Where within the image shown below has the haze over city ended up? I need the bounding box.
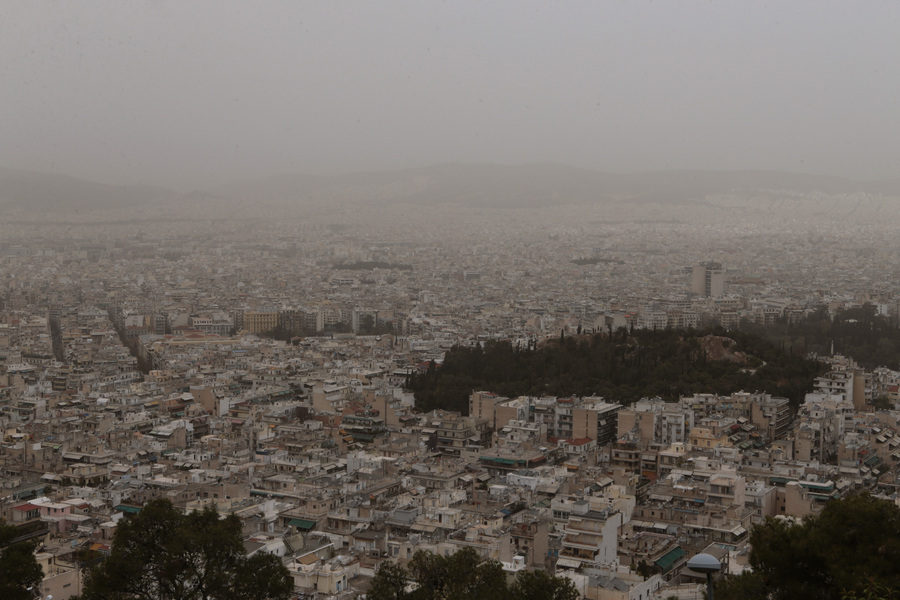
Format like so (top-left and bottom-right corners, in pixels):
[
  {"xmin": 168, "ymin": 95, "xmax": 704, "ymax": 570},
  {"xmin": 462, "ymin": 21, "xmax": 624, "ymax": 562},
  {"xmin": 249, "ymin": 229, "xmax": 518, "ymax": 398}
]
[
  {"xmin": 2, "ymin": 1, "xmax": 900, "ymax": 189},
  {"xmin": 4, "ymin": 3, "xmax": 900, "ymax": 600}
]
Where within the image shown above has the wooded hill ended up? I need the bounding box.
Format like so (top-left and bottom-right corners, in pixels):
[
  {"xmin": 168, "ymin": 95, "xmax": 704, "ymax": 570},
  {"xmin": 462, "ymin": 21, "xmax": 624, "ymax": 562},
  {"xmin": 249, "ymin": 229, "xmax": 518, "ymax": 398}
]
[
  {"xmin": 741, "ymin": 304, "xmax": 900, "ymax": 372},
  {"xmin": 409, "ymin": 327, "xmax": 825, "ymax": 414}
]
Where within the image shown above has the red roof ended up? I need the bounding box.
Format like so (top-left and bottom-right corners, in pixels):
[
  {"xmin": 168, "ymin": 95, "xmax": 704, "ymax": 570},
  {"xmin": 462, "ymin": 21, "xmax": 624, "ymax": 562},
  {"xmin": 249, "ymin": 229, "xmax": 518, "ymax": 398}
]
[
  {"xmin": 566, "ymin": 437, "xmax": 593, "ymax": 446},
  {"xmin": 13, "ymin": 503, "xmax": 39, "ymax": 511}
]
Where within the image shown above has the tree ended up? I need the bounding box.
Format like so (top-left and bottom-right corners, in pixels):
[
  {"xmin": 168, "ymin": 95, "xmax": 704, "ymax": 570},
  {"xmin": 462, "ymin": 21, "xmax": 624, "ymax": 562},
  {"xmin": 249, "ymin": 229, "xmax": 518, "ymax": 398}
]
[
  {"xmin": 79, "ymin": 499, "xmax": 292, "ymax": 600},
  {"xmin": 509, "ymin": 569, "xmax": 579, "ymax": 600},
  {"xmin": 841, "ymin": 579, "xmax": 900, "ymax": 600},
  {"xmin": 360, "ymin": 314, "xmax": 377, "ymax": 335},
  {"xmin": 231, "ymin": 552, "xmax": 295, "ymax": 600},
  {"xmin": 0, "ymin": 520, "xmax": 44, "ymax": 600},
  {"xmin": 367, "ymin": 548, "xmax": 576, "ymax": 600},
  {"xmin": 406, "ymin": 546, "xmax": 507, "ymax": 600},
  {"xmin": 716, "ymin": 493, "xmax": 900, "ymax": 600},
  {"xmin": 366, "ymin": 561, "xmax": 408, "ymax": 600},
  {"xmin": 713, "ymin": 571, "xmax": 771, "ymax": 600},
  {"xmin": 872, "ymin": 396, "xmax": 894, "ymax": 411},
  {"xmin": 633, "ymin": 559, "xmax": 658, "ymax": 579},
  {"xmin": 411, "ymin": 328, "xmax": 824, "ymax": 411}
]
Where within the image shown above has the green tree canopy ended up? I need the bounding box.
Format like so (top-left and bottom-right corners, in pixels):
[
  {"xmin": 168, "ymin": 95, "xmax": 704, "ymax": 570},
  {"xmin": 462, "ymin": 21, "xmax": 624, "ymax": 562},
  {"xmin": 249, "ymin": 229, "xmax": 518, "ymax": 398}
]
[
  {"xmin": 0, "ymin": 520, "xmax": 44, "ymax": 600},
  {"xmin": 78, "ymin": 498, "xmax": 292, "ymax": 600},
  {"xmin": 408, "ymin": 328, "xmax": 824, "ymax": 413},
  {"xmin": 508, "ymin": 568, "xmax": 580, "ymax": 600},
  {"xmin": 717, "ymin": 494, "xmax": 900, "ymax": 600},
  {"xmin": 366, "ymin": 547, "xmax": 577, "ymax": 600}
]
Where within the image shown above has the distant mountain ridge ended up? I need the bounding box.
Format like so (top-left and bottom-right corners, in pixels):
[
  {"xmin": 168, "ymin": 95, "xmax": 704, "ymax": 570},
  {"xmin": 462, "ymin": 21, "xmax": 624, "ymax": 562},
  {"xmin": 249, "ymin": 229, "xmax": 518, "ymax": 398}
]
[
  {"xmin": 0, "ymin": 166, "xmax": 170, "ymax": 212},
  {"xmin": 211, "ymin": 163, "xmax": 900, "ymax": 207},
  {"xmin": 2, "ymin": 163, "xmax": 899, "ymax": 213}
]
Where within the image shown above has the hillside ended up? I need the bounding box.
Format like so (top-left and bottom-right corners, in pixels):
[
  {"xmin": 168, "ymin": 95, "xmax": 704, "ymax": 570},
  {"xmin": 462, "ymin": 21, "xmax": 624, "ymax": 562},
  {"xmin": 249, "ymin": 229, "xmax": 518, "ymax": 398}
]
[
  {"xmin": 408, "ymin": 328, "xmax": 825, "ymax": 414},
  {"xmin": 0, "ymin": 167, "xmax": 169, "ymax": 212},
  {"xmin": 212, "ymin": 163, "xmax": 900, "ymax": 208},
  {"xmin": 3, "ymin": 163, "xmax": 900, "ymax": 222}
]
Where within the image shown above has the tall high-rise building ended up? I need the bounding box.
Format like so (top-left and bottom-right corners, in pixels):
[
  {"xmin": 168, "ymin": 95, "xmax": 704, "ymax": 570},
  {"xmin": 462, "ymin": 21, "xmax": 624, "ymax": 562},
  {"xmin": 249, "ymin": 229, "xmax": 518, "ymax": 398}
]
[{"xmin": 691, "ymin": 262, "xmax": 725, "ymax": 297}]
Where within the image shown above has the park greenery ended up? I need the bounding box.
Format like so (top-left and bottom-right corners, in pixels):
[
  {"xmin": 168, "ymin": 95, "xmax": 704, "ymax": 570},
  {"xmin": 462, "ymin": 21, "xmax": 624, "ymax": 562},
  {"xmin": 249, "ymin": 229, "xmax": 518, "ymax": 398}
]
[
  {"xmin": 75, "ymin": 499, "xmax": 292, "ymax": 600},
  {"xmin": 409, "ymin": 326, "xmax": 825, "ymax": 414},
  {"xmin": 0, "ymin": 520, "xmax": 44, "ymax": 600},
  {"xmin": 410, "ymin": 305, "xmax": 900, "ymax": 414},
  {"xmin": 740, "ymin": 304, "xmax": 900, "ymax": 371},
  {"xmin": 715, "ymin": 494, "xmax": 900, "ymax": 600},
  {"xmin": 366, "ymin": 547, "xmax": 579, "ymax": 600}
]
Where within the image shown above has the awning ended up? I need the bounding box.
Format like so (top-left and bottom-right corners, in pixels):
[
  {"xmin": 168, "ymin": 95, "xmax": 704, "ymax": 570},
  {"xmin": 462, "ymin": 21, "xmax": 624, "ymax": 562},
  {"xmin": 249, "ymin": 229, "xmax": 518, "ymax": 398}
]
[
  {"xmin": 480, "ymin": 456, "xmax": 518, "ymax": 465},
  {"xmin": 654, "ymin": 547, "xmax": 686, "ymax": 573},
  {"xmin": 555, "ymin": 558, "xmax": 582, "ymax": 570},
  {"xmin": 288, "ymin": 518, "xmax": 316, "ymax": 531}
]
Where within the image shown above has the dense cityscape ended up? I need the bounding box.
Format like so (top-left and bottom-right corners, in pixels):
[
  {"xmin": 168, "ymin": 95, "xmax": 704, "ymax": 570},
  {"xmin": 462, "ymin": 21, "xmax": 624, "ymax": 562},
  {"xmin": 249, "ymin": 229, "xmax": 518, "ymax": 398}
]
[
  {"xmin": 3, "ymin": 180, "xmax": 900, "ymax": 599},
  {"xmin": 5, "ymin": 2, "xmax": 900, "ymax": 599}
]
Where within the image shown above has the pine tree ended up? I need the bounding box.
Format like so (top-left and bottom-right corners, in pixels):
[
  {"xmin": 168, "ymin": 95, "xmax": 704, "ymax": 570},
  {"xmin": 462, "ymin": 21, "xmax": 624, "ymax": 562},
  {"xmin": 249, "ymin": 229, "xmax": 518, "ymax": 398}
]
[{"xmin": 0, "ymin": 520, "xmax": 43, "ymax": 600}]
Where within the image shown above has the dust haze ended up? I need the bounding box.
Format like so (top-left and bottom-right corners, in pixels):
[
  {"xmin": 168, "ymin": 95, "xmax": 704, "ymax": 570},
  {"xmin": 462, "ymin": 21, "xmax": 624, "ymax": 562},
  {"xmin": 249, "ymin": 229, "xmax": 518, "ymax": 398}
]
[
  {"xmin": 3, "ymin": 5, "xmax": 900, "ymax": 599},
  {"xmin": 2, "ymin": 1, "xmax": 899, "ymax": 188},
  {"xmin": 2, "ymin": 0, "xmax": 899, "ymax": 336}
]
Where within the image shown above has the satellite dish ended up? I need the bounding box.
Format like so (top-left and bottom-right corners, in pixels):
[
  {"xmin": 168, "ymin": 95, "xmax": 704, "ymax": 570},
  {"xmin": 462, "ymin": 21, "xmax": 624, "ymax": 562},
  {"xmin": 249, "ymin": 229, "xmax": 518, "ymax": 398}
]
[{"xmin": 687, "ymin": 553, "xmax": 721, "ymax": 574}]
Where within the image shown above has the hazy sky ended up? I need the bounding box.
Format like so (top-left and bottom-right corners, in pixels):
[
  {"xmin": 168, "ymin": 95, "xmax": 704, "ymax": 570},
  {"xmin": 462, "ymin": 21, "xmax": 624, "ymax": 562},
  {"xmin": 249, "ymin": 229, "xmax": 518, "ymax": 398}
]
[{"xmin": 2, "ymin": 1, "xmax": 898, "ymax": 189}]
